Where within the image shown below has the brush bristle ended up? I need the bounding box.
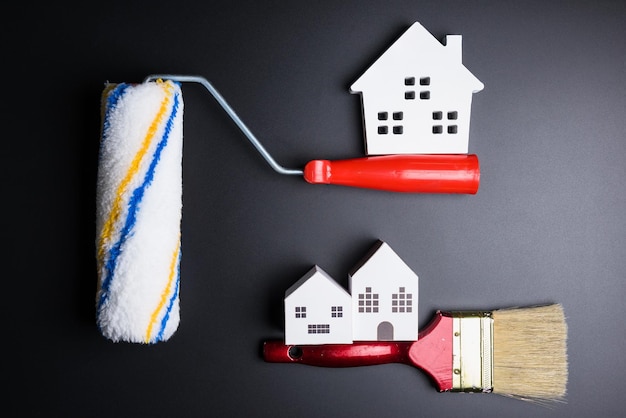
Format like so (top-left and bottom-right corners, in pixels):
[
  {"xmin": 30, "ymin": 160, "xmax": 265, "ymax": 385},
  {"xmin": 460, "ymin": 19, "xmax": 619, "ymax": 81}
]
[{"xmin": 492, "ymin": 304, "xmax": 568, "ymax": 403}]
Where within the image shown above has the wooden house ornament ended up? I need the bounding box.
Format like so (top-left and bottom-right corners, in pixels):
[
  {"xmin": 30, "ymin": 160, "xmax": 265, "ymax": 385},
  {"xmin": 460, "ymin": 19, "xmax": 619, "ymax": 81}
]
[{"xmin": 350, "ymin": 22, "xmax": 484, "ymax": 156}]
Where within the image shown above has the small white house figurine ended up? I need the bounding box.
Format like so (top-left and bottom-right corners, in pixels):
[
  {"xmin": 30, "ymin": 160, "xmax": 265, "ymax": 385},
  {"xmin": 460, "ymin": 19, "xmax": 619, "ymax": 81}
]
[
  {"xmin": 349, "ymin": 241, "xmax": 419, "ymax": 341},
  {"xmin": 350, "ymin": 22, "xmax": 484, "ymax": 156},
  {"xmin": 284, "ymin": 266, "xmax": 353, "ymax": 345},
  {"xmin": 283, "ymin": 241, "xmax": 419, "ymax": 345}
]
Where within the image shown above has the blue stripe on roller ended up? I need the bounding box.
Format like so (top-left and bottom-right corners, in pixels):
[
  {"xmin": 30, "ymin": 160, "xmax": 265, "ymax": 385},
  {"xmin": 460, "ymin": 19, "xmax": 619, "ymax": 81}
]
[
  {"xmin": 155, "ymin": 250, "xmax": 181, "ymax": 342},
  {"xmin": 101, "ymin": 84, "xmax": 130, "ymax": 142},
  {"xmin": 97, "ymin": 88, "xmax": 181, "ymax": 321}
]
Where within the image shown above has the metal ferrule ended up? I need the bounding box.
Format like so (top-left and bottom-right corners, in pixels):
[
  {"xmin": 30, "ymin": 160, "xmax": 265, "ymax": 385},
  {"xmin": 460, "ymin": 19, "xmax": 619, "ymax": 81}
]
[{"xmin": 449, "ymin": 311, "xmax": 494, "ymax": 393}]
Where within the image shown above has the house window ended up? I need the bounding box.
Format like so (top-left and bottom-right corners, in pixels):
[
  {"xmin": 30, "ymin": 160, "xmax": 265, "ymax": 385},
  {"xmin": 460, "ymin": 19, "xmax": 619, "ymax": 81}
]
[
  {"xmin": 358, "ymin": 287, "xmax": 379, "ymax": 313},
  {"xmin": 295, "ymin": 306, "xmax": 306, "ymax": 318},
  {"xmin": 331, "ymin": 306, "xmax": 343, "ymax": 318},
  {"xmin": 308, "ymin": 324, "xmax": 330, "ymax": 334},
  {"xmin": 432, "ymin": 110, "xmax": 459, "ymax": 135},
  {"xmin": 391, "ymin": 287, "xmax": 413, "ymax": 313},
  {"xmin": 406, "ymin": 76, "xmax": 430, "ymax": 100},
  {"xmin": 378, "ymin": 111, "xmax": 404, "ymax": 135}
]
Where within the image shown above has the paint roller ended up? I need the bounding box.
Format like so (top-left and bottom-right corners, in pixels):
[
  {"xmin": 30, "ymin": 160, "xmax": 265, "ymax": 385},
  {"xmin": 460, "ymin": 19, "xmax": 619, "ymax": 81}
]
[{"xmin": 95, "ymin": 75, "xmax": 479, "ymax": 343}]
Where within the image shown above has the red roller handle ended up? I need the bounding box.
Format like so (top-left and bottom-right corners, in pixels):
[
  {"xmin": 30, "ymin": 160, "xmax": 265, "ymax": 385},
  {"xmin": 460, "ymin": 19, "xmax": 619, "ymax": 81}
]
[{"xmin": 303, "ymin": 154, "xmax": 480, "ymax": 194}]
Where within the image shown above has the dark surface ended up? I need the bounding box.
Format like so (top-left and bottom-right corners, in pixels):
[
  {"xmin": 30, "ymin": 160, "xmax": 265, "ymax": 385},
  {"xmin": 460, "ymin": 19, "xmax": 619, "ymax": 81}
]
[{"xmin": 6, "ymin": 1, "xmax": 626, "ymax": 417}]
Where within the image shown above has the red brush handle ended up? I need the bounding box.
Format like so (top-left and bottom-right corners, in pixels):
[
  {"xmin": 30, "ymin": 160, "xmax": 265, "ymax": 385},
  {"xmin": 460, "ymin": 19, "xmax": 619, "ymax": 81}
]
[
  {"xmin": 303, "ymin": 154, "xmax": 480, "ymax": 194},
  {"xmin": 263, "ymin": 312, "xmax": 454, "ymax": 391},
  {"xmin": 263, "ymin": 340, "xmax": 411, "ymax": 367}
]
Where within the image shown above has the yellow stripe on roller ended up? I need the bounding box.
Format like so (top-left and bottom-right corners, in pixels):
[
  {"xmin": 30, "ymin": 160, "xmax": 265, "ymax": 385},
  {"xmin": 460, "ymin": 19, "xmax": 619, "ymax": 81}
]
[
  {"xmin": 145, "ymin": 237, "xmax": 181, "ymax": 343},
  {"xmin": 97, "ymin": 80, "xmax": 174, "ymax": 268}
]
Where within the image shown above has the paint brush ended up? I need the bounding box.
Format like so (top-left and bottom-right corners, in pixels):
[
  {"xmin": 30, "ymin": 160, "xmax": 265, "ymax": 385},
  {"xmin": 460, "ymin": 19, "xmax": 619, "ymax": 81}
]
[{"xmin": 263, "ymin": 304, "xmax": 568, "ymax": 403}]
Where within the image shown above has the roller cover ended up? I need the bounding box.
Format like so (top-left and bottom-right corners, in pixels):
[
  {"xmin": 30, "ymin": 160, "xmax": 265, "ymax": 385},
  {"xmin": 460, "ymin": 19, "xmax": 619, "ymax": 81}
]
[{"xmin": 95, "ymin": 80, "xmax": 184, "ymax": 343}]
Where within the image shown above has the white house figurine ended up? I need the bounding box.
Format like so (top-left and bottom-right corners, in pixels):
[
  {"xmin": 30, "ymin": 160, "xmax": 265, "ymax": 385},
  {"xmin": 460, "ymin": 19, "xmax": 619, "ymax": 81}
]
[
  {"xmin": 349, "ymin": 241, "xmax": 419, "ymax": 341},
  {"xmin": 284, "ymin": 265, "xmax": 353, "ymax": 345},
  {"xmin": 350, "ymin": 21, "xmax": 484, "ymax": 156},
  {"xmin": 283, "ymin": 241, "xmax": 419, "ymax": 345}
]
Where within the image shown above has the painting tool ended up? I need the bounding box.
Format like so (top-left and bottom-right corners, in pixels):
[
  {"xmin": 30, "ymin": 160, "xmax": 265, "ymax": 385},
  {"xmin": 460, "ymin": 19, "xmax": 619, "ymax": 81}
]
[{"xmin": 263, "ymin": 304, "xmax": 568, "ymax": 403}]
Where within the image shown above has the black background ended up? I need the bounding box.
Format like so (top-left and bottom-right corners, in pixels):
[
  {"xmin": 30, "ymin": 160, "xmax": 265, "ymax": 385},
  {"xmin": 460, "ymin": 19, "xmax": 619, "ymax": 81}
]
[{"xmin": 6, "ymin": 1, "xmax": 626, "ymax": 417}]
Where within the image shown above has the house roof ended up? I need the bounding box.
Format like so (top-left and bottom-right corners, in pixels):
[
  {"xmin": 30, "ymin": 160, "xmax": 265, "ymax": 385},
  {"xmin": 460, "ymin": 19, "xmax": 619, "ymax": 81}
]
[
  {"xmin": 349, "ymin": 240, "xmax": 418, "ymax": 286},
  {"xmin": 350, "ymin": 22, "xmax": 484, "ymax": 94},
  {"xmin": 285, "ymin": 265, "xmax": 350, "ymax": 300}
]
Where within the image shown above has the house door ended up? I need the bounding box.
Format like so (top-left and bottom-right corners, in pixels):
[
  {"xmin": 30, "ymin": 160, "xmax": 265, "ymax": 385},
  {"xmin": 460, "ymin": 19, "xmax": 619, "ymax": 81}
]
[{"xmin": 377, "ymin": 321, "xmax": 394, "ymax": 340}]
